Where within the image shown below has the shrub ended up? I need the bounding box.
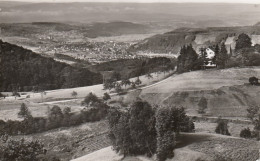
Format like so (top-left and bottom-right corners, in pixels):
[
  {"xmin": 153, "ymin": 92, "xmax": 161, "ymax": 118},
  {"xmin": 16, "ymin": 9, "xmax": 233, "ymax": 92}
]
[
  {"xmin": 198, "ymin": 97, "xmax": 207, "ymax": 114},
  {"xmin": 103, "ymin": 92, "xmax": 111, "ymax": 101},
  {"xmin": 0, "ymin": 137, "xmax": 45, "ymax": 161},
  {"xmin": 215, "ymin": 119, "xmax": 230, "ymax": 136},
  {"xmin": 240, "ymin": 127, "xmax": 251, "ymax": 138},
  {"xmin": 81, "ymin": 92, "xmax": 101, "ymax": 106},
  {"xmin": 249, "ymin": 76, "xmax": 259, "ymax": 85},
  {"xmin": 18, "ymin": 103, "xmax": 32, "ymax": 119},
  {"xmin": 235, "ymin": 33, "xmax": 252, "ymax": 51},
  {"xmin": 71, "ymin": 91, "xmax": 78, "ymax": 98}
]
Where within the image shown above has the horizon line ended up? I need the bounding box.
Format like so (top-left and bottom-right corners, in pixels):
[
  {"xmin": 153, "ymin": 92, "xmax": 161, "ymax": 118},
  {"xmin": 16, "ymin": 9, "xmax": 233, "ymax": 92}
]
[{"xmin": 1, "ymin": 0, "xmax": 260, "ymax": 4}]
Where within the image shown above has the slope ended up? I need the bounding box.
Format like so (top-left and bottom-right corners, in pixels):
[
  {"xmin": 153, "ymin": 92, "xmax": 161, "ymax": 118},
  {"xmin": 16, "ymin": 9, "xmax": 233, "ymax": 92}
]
[
  {"xmin": 129, "ymin": 26, "xmax": 260, "ymax": 54},
  {"xmin": 0, "ymin": 40, "xmax": 102, "ymax": 92},
  {"xmin": 136, "ymin": 67, "xmax": 260, "ymax": 118}
]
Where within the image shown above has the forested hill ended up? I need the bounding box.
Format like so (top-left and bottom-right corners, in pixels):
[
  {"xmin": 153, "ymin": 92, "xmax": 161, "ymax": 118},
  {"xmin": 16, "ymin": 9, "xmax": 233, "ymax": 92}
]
[
  {"xmin": 0, "ymin": 40, "xmax": 102, "ymax": 92},
  {"xmin": 128, "ymin": 26, "xmax": 260, "ymax": 54}
]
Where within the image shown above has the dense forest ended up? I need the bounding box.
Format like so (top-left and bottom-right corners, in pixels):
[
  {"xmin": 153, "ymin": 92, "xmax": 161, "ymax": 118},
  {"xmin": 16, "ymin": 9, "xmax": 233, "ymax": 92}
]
[
  {"xmin": 88, "ymin": 57, "xmax": 176, "ymax": 79},
  {"xmin": 0, "ymin": 40, "xmax": 102, "ymax": 92}
]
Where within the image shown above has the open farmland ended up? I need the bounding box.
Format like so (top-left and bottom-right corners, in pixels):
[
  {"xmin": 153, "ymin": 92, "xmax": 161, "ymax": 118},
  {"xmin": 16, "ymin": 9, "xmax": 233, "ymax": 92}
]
[
  {"xmin": 0, "ymin": 70, "xmax": 174, "ymax": 120},
  {"xmin": 136, "ymin": 67, "xmax": 260, "ymax": 118}
]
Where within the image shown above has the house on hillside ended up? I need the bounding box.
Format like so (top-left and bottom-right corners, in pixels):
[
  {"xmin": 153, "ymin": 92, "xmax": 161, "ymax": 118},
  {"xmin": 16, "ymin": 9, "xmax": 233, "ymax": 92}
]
[
  {"xmin": 205, "ymin": 48, "xmax": 216, "ymax": 67},
  {"xmin": 199, "ymin": 47, "xmax": 216, "ymax": 68}
]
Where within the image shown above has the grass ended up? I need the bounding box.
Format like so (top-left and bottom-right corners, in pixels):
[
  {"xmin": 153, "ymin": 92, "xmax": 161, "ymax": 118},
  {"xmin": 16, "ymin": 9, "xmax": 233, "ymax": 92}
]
[
  {"xmin": 72, "ymin": 132, "xmax": 260, "ymax": 161},
  {"xmin": 186, "ymin": 133, "xmax": 259, "ymax": 161},
  {"xmin": 138, "ymin": 67, "xmax": 260, "ymax": 118},
  {"xmin": 0, "ymin": 70, "xmax": 174, "ymax": 121}
]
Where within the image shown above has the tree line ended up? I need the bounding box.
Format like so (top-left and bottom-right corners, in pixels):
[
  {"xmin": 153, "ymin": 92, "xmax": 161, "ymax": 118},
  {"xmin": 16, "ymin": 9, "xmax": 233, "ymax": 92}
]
[
  {"xmin": 0, "ymin": 93, "xmax": 109, "ymax": 135},
  {"xmin": 108, "ymin": 99, "xmax": 194, "ymax": 161},
  {"xmin": 177, "ymin": 33, "xmax": 260, "ymax": 73}
]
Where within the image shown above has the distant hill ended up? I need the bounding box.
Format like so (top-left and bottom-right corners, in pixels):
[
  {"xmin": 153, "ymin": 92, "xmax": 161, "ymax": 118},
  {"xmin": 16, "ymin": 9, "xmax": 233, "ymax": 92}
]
[
  {"xmin": 0, "ymin": 2, "xmax": 260, "ymax": 29},
  {"xmin": 85, "ymin": 21, "xmax": 149, "ymax": 38},
  {"xmin": 0, "ymin": 21, "xmax": 149, "ymax": 38},
  {"xmin": 128, "ymin": 26, "xmax": 260, "ymax": 54},
  {"xmin": 87, "ymin": 57, "xmax": 176, "ymax": 79},
  {"xmin": 0, "ymin": 40, "xmax": 102, "ymax": 92},
  {"xmin": 254, "ymin": 22, "xmax": 260, "ymax": 26}
]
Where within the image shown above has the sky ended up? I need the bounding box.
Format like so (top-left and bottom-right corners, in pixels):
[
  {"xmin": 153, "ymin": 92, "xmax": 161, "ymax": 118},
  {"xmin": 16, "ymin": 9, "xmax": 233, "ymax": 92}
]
[{"xmin": 2, "ymin": 0, "xmax": 260, "ymax": 3}]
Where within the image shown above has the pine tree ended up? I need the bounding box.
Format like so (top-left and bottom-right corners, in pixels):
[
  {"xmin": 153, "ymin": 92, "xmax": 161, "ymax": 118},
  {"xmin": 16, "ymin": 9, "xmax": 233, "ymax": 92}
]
[
  {"xmin": 18, "ymin": 103, "xmax": 31, "ymax": 119},
  {"xmin": 199, "ymin": 47, "xmax": 207, "ymax": 69},
  {"xmin": 219, "ymin": 43, "xmax": 228, "ymax": 68},
  {"xmin": 235, "ymin": 33, "xmax": 252, "ymax": 51},
  {"xmin": 177, "ymin": 44, "xmax": 198, "ymax": 72},
  {"xmin": 212, "ymin": 45, "xmax": 219, "ymax": 67}
]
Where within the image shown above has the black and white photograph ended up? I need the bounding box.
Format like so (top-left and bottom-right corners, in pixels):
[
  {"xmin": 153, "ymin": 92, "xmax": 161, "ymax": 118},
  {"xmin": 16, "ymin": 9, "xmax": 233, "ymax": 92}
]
[{"xmin": 0, "ymin": 0, "xmax": 260, "ymax": 160}]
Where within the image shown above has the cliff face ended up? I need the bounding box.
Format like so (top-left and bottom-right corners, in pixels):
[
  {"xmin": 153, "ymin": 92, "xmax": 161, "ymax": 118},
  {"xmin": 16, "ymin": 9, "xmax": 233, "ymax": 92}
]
[{"xmin": 129, "ymin": 26, "xmax": 260, "ymax": 55}]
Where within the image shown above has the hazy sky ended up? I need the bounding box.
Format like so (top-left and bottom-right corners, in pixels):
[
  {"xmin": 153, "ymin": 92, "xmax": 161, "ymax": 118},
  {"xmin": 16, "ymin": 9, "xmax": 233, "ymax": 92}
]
[{"xmin": 2, "ymin": 0, "xmax": 260, "ymax": 3}]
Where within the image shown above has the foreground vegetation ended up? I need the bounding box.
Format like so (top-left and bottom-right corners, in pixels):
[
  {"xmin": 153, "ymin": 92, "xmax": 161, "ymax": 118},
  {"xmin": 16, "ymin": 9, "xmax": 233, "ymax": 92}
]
[{"xmin": 108, "ymin": 99, "xmax": 194, "ymax": 161}]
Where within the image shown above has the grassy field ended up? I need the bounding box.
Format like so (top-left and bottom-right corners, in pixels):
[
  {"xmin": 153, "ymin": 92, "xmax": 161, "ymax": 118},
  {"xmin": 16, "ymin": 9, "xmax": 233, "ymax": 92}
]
[
  {"xmin": 137, "ymin": 67, "xmax": 260, "ymax": 118},
  {"xmin": 141, "ymin": 67, "xmax": 260, "ymax": 94},
  {"xmin": 0, "ymin": 70, "xmax": 173, "ymax": 121}
]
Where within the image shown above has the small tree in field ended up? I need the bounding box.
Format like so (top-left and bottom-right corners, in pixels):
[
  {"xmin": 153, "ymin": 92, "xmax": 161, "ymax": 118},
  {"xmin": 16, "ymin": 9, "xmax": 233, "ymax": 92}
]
[
  {"xmin": 81, "ymin": 92, "xmax": 101, "ymax": 106},
  {"xmin": 135, "ymin": 77, "xmax": 142, "ymax": 86},
  {"xmin": 115, "ymin": 82, "xmax": 122, "ymax": 94},
  {"xmin": 240, "ymin": 127, "xmax": 251, "ymax": 139},
  {"xmin": 71, "ymin": 91, "xmax": 78, "ymax": 98},
  {"xmin": 131, "ymin": 82, "xmax": 136, "ymax": 89},
  {"xmin": 215, "ymin": 118, "xmax": 230, "ymax": 136},
  {"xmin": 235, "ymin": 33, "xmax": 252, "ymax": 51},
  {"xmin": 18, "ymin": 103, "xmax": 31, "ymax": 119},
  {"xmin": 198, "ymin": 97, "xmax": 207, "ymax": 114},
  {"xmin": 249, "ymin": 76, "xmax": 259, "ymax": 85},
  {"xmin": 103, "ymin": 92, "xmax": 111, "ymax": 101},
  {"xmin": 121, "ymin": 78, "xmax": 131, "ymax": 89}
]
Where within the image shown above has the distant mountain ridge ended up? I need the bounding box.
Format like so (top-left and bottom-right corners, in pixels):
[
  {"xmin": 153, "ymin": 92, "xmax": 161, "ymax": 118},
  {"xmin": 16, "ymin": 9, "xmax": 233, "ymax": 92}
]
[
  {"xmin": 128, "ymin": 26, "xmax": 260, "ymax": 54},
  {"xmin": 0, "ymin": 2, "xmax": 260, "ymax": 28},
  {"xmin": 0, "ymin": 21, "xmax": 149, "ymax": 38}
]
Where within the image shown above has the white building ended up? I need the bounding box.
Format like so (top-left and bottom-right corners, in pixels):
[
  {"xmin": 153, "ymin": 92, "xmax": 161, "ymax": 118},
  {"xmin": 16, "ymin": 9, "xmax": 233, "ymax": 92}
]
[{"xmin": 205, "ymin": 48, "xmax": 216, "ymax": 67}]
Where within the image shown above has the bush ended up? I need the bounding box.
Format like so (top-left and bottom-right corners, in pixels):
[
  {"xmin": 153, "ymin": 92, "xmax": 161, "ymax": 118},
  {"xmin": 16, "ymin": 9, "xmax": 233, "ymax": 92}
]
[
  {"xmin": 0, "ymin": 136, "xmax": 45, "ymax": 161},
  {"xmin": 215, "ymin": 119, "xmax": 230, "ymax": 136},
  {"xmin": 240, "ymin": 127, "xmax": 251, "ymax": 139},
  {"xmin": 103, "ymin": 92, "xmax": 111, "ymax": 101},
  {"xmin": 249, "ymin": 76, "xmax": 259, "ymax": 85},
  {"xmin": 198, "ymin": 97, "xmax": 207, "ymax": 114},
  {"xmin": 18, "ymin": 103, "xmax": 32, "ymax": 119},
  {"xmin": 108, "ymin": 104, "xmax": 194, "ymax": 160},
  {"xmin": 81, "ymin": 92, "xmax": 101, "ymax": 106}
]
